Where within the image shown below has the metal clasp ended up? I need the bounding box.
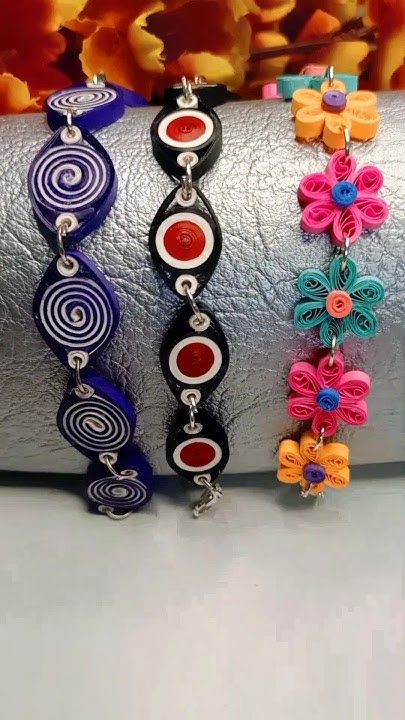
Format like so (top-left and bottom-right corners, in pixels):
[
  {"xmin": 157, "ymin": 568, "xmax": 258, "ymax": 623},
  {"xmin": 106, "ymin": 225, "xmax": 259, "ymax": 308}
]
[{"xmin": 192, "ymin": 475, "xmax": 223, "ymax": 517}]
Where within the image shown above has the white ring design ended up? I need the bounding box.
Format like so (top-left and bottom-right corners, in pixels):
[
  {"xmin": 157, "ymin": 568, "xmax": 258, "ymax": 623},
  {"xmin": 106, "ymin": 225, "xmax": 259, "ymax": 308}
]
[
  {"xmin": 47, "ymin": 87, "xmax": 118, "ymax": 116},
  {"xmin": 173, "ymin": 438, "xmax": 222, "ymax": 472},
  {"xmin": 31, "ymin": 144, "xmax": 108, "ymax": 211},
  {"xmin": 155, "ymin": 212, "xmax": 214, "ymax": 270},
  {"xmin": 168, "ymin": 336, "xmax": 223, "ymax": 385},
  {"xmin": 61, "ymin": 395, "xmax": 131, "ymax": 452},
  {"xmin": 158, "ymin": 109, "xmax": 214, "ymax": 149},
  {"xmin": 38, "ymin": 278, "xmax": 114, "ymax": 352}
]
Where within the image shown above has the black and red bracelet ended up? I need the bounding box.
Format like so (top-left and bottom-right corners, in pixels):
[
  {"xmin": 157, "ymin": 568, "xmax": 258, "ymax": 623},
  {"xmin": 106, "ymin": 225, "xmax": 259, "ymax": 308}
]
[{"xmin": 149, "ymin": 77, "xmax": 230, "ymax": 516}]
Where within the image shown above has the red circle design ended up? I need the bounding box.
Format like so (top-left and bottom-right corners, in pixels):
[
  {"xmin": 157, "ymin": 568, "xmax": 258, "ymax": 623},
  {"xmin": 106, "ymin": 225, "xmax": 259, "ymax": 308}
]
[
  {"xmin": 166, "ymin": 115, "xmax": 206, "ymax": 143},
  {"xmin": 163, "ymin": 220, "xmax": 206, "ymax": 261},
  {"xmin": 179, "ymin": 441, "xmax": 216, "ymax": 468},
  {"xmin": 176, "ymin": 342, "xmax": 215, "ymax": 378}
]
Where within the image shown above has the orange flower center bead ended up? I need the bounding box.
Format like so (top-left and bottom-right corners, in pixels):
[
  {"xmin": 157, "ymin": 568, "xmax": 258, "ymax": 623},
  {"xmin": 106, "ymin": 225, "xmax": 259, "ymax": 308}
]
[{"xmin": 326, "ymin": 290, "xmax": 353, "ymax": 318}]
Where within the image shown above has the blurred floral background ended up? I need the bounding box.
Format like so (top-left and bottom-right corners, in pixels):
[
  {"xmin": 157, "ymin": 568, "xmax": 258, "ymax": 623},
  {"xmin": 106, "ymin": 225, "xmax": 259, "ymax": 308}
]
[{"xmin": 1, "ymin": 0, "xmax": 404, "ymax": 113}]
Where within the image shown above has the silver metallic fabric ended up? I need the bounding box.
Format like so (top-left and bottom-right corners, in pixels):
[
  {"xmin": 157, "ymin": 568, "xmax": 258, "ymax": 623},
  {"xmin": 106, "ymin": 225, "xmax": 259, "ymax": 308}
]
[{"xmin": 0, "ymin": 93, "xmax": 404, "ymax": 474}]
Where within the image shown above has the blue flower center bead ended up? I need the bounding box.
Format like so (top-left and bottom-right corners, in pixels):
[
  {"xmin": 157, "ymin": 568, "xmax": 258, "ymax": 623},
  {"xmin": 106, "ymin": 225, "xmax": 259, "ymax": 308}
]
[
  {"xmin": 303, "ymin": 462, "xmax": 326, "ymax": 484},
  {"xmin": 331, "ymin": 181, "xmax": 358, "ymax": 207},
  {"xmin": 317, "ymin": 387, "xmax": 340, "ymax": 411}
]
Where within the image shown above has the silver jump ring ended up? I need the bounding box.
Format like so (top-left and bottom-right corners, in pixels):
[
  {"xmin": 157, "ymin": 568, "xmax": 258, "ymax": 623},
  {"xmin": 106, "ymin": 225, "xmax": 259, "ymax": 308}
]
[
  {"xmin": 101, "ymin": 453, "xmax": 122, "ymax": 479},
  {"xmin": 314, "ymin": 426, "xmax": 326, "ymax": 451},
  {"xmin": 66, "ymin": 109, "xmax": 77, "ymax": 137},
  {"xmin": 92, "ymin": 72, "xmax": 106, "ymax": 86},
  {"xmin": 181, "ymin": 76, "xmax": 193, "ymax": 102},
  {"xmin": 328, "ymin": 335, "xmax": 337, "ymax": 367},
  {"xmin": 98, "ymin": 506, "xmax": 132, "ymax": 521},
  {"xmin": 181, "ymin": 162, "xmax": 193, "ymax": 201},
  {"xmin": 327, "ymin": 65, "xmax": 335, "ymax": 86},
  {"xmin": 56, "ymin": 223, "xmax": 70, "ymax": 266},
  {"xmin": 341, "ymin": 235, "xmax": 350, "ymax": 271},
  {"xmin": 343, "ymin": 126, "xmax": 351, "ymax": 157},
  {"xmin": 74, "ymin": 357, "xmax": 87, "ymax": 395},
  {"xmin": 188, "ymin": 394, "xmax": 198, "ymax": 430},
  {"xmin": 182, "ymin": 282, "xmax": 204, "ymax": 325}
]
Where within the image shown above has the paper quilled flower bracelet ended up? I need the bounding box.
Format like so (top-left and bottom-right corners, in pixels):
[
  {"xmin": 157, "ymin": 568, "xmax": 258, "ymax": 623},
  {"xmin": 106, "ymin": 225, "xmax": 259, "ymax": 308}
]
[
  {"xmin": 277, "ymin": 67, "xmax": 389, "ymax": 498},
  {"xmin": 29, "ymin": 75, "xmax": 154, "ymax": 519}
]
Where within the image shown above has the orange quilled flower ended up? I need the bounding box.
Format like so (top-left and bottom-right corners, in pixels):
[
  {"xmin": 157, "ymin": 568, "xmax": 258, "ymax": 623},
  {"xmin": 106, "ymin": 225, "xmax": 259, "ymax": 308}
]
[
  {"xmin": 278, "ymin": 430, "xmax": 350, "ymax": 495},
  {"xmin": 292, "ymin": 78, "xmax": 380, "ymax": 150}
]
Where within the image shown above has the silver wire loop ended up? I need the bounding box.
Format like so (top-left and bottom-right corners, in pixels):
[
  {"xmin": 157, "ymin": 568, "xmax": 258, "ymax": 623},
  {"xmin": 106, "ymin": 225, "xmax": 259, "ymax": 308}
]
[
  {"xmin": 327, "ymin": 65, "xmax": 335, "ymax": 86},
  {"xmin": 66, "ymin": 109, "xmax": 78, "ymax": 137},
  {"xmin": 187, "ymin": 394, "xmax": 198, "ymax": 430},
  {"xmin": 181, "ymin": 162, "xmax": 193, "ymax": 201},
  {"xmin": 194, "ymin": 75, "xmax": 207, "ymax": 86},
  {"xmin": 98, "ymin": 506, "xmax": 132, "ymax": 521},
  {"xmin": 328, "ymin": 335, "xmax": 337, "ymax": 367},
  {"xmin": 343, "ymin": 126, "xmax": 351, "ymax": 157},
  {"xmin": 92, "ymin": 72, "xmax": 106, "ymax": 86},
  {"xmin": 100, "ymin": 453, "xmax": 122, "ymax": 479},
  {"xmin": 314, "ymin": 426, "xmax": 326, "ymax": 451},
  {"xmin": 341, "ymin": 235, "xmax": 350, "ymax": 271},
  {"xmin": 181, "ymin": 75, "xmax": 193, "ymax": 102},
  {"xmin": 182, "ymin": 281, "xmax": 204, "ymax": 325},
  {"xmin": 56, "ymin": 222, "xmax": 74, "ymax": 269},
  {"xmin": 74, "ymin": 356, "xmax": 87, "ymax": 395}
]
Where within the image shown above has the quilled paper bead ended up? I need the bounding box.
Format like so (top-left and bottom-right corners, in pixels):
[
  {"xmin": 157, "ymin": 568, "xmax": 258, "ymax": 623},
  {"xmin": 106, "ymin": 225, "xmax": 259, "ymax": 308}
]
[
  {"xmin": 278, "ymin": 430, "xmax": 350, "ymax": 496},
  {"xmin": 47, "ymin": 80, "xmax": 147, "ymax": 132},
  {"xmin": 298, "ymin": 150, "xmax": 389, "ymax": 246},
  {"xmin": 86, "ymin": 447, "xmax": 153, "ymax": 516},
  {"xmin": 33, "ymin": 250, "xmax": 120, "ymax": 367},
  {"xmin": 287, "ymin": 351, "xmax": 370, "ymax": 436},
  {"xmin": 294, "ymin": 256, "xmax": 384, "ymax": 347},
  {"xmin": 166, "ymin": 407, "xmax": 229, "ymax": 482},
  {"xmin": 160, "ymin": 303, "xmax": 229, "ymax": 404},
  {"xmin": 28, "ymin": 125, "xmax": 117, "ymax": 245},
  {"xmin": 149, "ymin": 186, "xmax": 222, "ymax": 297},
  {"xmin": 57, "ymin": 369, "xmax": 137, "ymax": 462},
  {"xmin": 291, "ymin": 79, "xmax": 379, "ymax": 150},
  {"xmin": 151, "ymin": 98, "xmax": 222, "ymax": 180}
]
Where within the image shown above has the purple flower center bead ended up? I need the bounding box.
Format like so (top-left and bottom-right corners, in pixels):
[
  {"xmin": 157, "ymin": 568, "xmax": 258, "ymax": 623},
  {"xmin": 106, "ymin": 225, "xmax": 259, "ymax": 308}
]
[
  {"xmin": 322, "ymin": 90, "xmax": 347, "ymax": 113},
  {"xmin": 331, "ymin": 180, "xmax": 358, "ymax": 207},
  {"xmin": 303, "ymin": 462, "xmax": 326, "ymax": 484},
  {"xmin": 317, "ymin": 387, "xmax": 340, "ymax": 411}
]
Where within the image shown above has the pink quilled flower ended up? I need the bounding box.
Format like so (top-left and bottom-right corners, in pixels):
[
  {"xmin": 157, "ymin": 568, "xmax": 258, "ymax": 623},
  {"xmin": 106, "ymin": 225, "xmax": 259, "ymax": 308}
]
[
  {"xmin": 298, "ymin": 149, "xmax": 389, "ymax": 247},
  {"xmin": 288, "ymin": 351, "xmax": 371, "ymax": 437}
]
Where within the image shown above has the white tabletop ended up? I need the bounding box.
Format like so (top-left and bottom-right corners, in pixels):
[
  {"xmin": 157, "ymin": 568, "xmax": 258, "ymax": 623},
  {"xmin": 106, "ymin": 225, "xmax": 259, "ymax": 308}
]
[{"xmin": 0, "ymin": 468, "xmax": 404, "ymax": 720}]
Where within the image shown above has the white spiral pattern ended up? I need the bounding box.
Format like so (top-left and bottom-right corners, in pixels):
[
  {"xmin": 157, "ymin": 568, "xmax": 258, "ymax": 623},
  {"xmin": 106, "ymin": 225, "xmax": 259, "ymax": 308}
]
[
  {"xmin": 38, "ymin": 278, "xmax": 114, "ymax": 352},
  {"xmin": 31, "ymin": 144, "xmax": 108, "ymax": 211},
  {"xmin": 87, "ymin": 475, "xmax": 148, "ymax": 509},
  {"xmin": 47, "ymin": 87, "xmax": 118, "ymax": 115},
  {"xmin": 61, "ymin": 395, "xmax": 132, "ymax": 452}
]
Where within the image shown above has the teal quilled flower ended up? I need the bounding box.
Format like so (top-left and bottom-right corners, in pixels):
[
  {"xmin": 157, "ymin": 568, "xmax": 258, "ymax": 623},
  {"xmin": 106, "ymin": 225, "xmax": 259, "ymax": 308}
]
[{"xmin": 294, "ymin": 256, "xmax": 384, "ymax": 347}]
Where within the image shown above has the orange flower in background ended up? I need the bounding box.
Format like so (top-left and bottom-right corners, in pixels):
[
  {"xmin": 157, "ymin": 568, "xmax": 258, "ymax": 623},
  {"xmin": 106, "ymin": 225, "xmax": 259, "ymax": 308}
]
[
  {"xmin": 148, "ymin": 0, "xmax": 256, "ymax": 90},
  {"xmin": 365, "ymin": 0, "xmax": 405, "ymax": 89},
  {"xmin": 0, "ymin": 0, "xmax": 69, "ymax": 113},
  {"xmin": 0, "ymin": 73, "xmax": 41, "ymax": 113},
  {"xmin": 79, "ymin": 2, "xmax": 165, "ymax": 98},
  {"xmin": 0, "ymin": 0, "xmax": 404, "ymax": 115}
]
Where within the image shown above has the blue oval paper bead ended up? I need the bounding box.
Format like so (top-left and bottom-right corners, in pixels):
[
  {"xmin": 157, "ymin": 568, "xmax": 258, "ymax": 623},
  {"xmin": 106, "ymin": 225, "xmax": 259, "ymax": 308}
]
[
  {"xmin": 47, "ymin": 82, "xmax": 148, "ymax": 132},
  {"xmin": 57, "ymin": 370, "xmax": 137, "ymax": 461},
  {"xmin": 86, "ymin": 446, "xmax": 154, "ymax": 514},
  {"xmin": 33, "ymin": 250, "xmax": 120, "ymax": 367},
  {"xmin": 28, "ymin": 126, "xmax": 117, "ymax": 244}
]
